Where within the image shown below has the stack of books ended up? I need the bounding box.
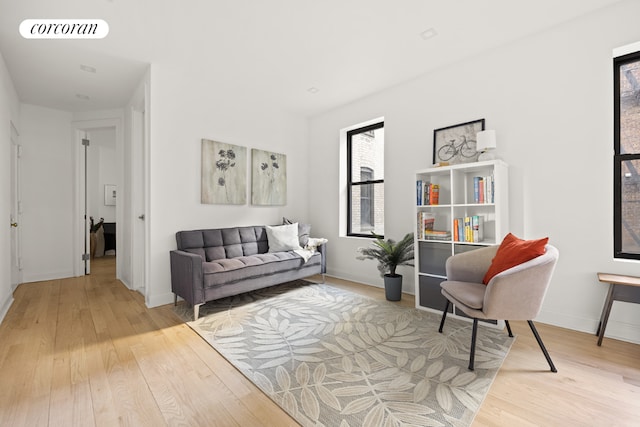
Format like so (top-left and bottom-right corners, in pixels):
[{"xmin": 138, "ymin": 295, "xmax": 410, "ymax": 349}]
[
  {"xmin": 423, "ymin": 230, "xmax": 451, "ymax": 241},
  {"xmin": 416, "ymin": 212, "xmax": 435, "ymax": 240}
]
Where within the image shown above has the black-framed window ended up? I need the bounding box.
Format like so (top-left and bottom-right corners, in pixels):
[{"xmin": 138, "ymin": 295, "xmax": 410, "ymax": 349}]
[
  {"xmin": 614, "ymin": 51, "xmax": 640, "ymax": 259},
  {"xmin": 360, "ymin": 167, "xmax": 374, "ymax": 230},
  {"xmin": 347, "ymin": 122, "xmax": 384, "ymax": 237}
]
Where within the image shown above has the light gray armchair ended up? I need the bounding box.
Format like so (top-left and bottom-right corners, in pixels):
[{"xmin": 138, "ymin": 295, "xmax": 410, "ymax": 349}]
[{"xmin": 438, "ymin": 244, "xmax": 559, "ymax": 372}]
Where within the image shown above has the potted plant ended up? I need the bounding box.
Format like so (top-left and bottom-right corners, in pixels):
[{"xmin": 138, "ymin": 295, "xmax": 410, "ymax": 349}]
[{"xmin": 356, "ymin": 232, "xmax": 414, "ymax": 301}]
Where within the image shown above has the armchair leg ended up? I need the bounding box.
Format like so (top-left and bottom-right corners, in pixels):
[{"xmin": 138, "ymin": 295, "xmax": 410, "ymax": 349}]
[
  {"xmin": 469, "ymin": 318, "xmax": 478, "ymax": 371},
  {"xmin": 438, "ymin": 300, "xmax": 450, "ymax": 333},
  {"xmin": 505, "ymin": 320, "xmax": 514, "ymax": 337},
  {"xmin": 527, "ymin": 320, "xmax": 557, "ymax": 373}
]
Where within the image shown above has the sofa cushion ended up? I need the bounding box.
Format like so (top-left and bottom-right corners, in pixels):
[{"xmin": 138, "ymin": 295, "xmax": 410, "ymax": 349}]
[
  {"xmin": 283, "ymin": 217, "xmax": 311, "ymax": 247},
  {"xmin": 202, "ymin": 229, "xmax": 224, "ymax": 247},
  {"xmin": 203, "ymin": 246, "xmax": 224, "ymax": 261},
  {"xmin": 266, "ymin": 223, "xmax": 302, "ymax": 252},
  {"xmin": 203, "ymin": 251, "xmax": 321, "ymax": 288},
  {"xmin": 177, "ymin": 226, "xmax": 270, "ymax": 262},
  {"xmin": 177, "ymin": 230, "xmax": 205, "ymax": 250}
]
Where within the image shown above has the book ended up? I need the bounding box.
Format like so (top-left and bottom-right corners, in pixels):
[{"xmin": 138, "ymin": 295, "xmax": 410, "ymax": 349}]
[
  {"xmin": 453, "ymin": 218, "xmax": 459, "ymax": 242},
  {"xmin": 424, "ymin": 229, "xmax": 451, "ymax": 241},
  {"xmin": 429, "ymin": 184, "xmax": 439, "ymax": 205},
  {"xmin": 417, "ymin": 212, "xmax": 435, "ymax": 239},
  {"xmin": 472, "ymin": 215, "xmax": 484, "ymax": 242},
  {"xmin": 473, "ymin": 177, "xmax": 480, "ymax": 203}
]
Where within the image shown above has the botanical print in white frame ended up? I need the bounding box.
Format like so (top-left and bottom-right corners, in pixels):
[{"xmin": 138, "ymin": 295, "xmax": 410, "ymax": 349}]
[
  {"xmin": 251, "ymin": 149, "xmax": 286, "ymax": 205},
  {"xmin": 201, "ymin": 139, "xmax": 247, "ymax": 205}
]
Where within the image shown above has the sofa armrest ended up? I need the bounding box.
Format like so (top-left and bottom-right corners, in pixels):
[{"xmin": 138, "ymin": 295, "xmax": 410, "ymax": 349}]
[
  {"xmin": 445, "ymin": 245, "xmax": 498, "ymax": 283},
  {"xmin": 317, "ymin": 243, "xmax": 327, "ymax": 274},
  {"xmin": 170, "ymin": 250, "xmax": 204, "ymax": 306}
]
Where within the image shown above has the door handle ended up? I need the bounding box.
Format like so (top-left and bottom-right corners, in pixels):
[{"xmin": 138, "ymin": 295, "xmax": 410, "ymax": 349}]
[
  {"xmin": 10, "ymin": 222, "xmax": 18, "ymax": 227},
  {"xmin": 138, "ymin": 214, "xmax": 145, "ymax": 220}
]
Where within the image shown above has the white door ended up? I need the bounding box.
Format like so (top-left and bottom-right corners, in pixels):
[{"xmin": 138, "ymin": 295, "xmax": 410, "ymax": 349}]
[
  {"xmin": 10, "ymin": 124, "xmax": 21, "ymax": 290},
  {"xmin": 131, "ymin": 108, "xmax": 146, "ymax": 293},
  {"xmin": 79, "ymin": 130, "xmax": 91, "ymax": 275}
]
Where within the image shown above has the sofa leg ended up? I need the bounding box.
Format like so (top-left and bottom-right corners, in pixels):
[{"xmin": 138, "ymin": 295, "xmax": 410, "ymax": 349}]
[
  {"xmin": 194, "ymin": 304, "xmax": 202, "ymax": 321},
  {"xmin": 174, "ymin": 294, "xmax": 177, "ymax": 306},
  {"xmin": 321, "ymin": 273, "xmax": 326, "ymax": 284}
]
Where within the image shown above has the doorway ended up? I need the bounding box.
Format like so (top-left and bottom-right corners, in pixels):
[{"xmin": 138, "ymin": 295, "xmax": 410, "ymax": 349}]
[
  {"xmin": 73, "ymin": 118, "xmax": 121, "ymax": 280},
  {"xmin": 86, "ymin": 127, "xmax": 118, "ymax": 273}
]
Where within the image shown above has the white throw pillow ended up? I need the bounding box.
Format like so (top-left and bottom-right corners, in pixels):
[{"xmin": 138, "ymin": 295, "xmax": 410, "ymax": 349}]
[{"xmin": 266, "ymin": 223, "xmax": 302, "ymax": 252}]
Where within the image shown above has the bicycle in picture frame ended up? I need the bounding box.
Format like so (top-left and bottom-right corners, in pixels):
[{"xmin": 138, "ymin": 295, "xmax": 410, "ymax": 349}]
[{"xmin": 433, "ymin": 118, "xmax": 485, "ymax": 165}]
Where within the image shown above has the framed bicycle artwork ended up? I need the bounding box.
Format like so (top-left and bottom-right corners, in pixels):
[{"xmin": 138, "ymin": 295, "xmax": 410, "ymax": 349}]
[{"xmin": 433, "ymin": 118, "xmax": 485, "ymax": 165}]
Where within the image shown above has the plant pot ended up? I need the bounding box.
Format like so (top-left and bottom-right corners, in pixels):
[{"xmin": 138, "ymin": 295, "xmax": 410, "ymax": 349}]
[{"xmin": 384, "ymin": 274, "xmax": 403, "ymax": 301}]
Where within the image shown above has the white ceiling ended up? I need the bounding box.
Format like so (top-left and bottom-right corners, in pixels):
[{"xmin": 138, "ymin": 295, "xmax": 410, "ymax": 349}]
[{"xmin": 0, "ymin": 0, "xmax": 625, "ymax": 116}]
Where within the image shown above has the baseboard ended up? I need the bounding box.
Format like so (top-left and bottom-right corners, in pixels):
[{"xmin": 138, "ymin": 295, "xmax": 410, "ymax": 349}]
[
  {"xmin": 326, "ymin": 268, "xmax": 383, "ymax": 290},
  {"xmin": 325, "ymin": 269, "xmax": 417, "ymax": 296},
  {"xmin": 328, "ymin": 272, "xmax": 640, "ymax": 345},
  {"xmin": 146, "ymin": 291, "xmax": 175, "ymax": 309},
  {"xmin": 118, "ymin": 276, "xmax": 133, "ymax": 290},
  {"xmin": 538, "ymin": 309, "xmax": 640, "ymax": 345},
  {"xmin": 22, "ymin": 270, "xmax": 74, "ymax": 283},
  {"xmin": 0, "ymin": 293, "xmax": 14, "ymax": 324}
]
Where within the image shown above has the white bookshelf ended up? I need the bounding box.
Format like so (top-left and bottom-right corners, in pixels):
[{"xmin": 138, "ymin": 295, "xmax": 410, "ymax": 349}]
[{"xmin": 414, "ymin": 160, "xmax": 509, "ymax": 323}]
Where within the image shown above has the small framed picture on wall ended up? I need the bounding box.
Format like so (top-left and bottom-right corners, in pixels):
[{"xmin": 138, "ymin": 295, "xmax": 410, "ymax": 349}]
[
  {"xmin": 433, "ymin": 119, "xmax": 485, "ymax": 165},
  {"xmin": 104, "ymin": 184, "xmax": 116, "ymax": 206}
]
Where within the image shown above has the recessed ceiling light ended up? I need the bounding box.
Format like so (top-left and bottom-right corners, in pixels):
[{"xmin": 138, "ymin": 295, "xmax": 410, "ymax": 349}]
[
  {"xmin": 420, "ymin": 28, "xmax": 438, "ymax": 40},
  {"xmin": 80, "ymin": 64, "xmax": 97, "ymax": 73},
  {"xmin": 76, "ymin": 94, "xmax": 90, "ymax": 100},
  {"xmin": 307, "ymin": 87, "xmax": 319, "ymax": 94}
]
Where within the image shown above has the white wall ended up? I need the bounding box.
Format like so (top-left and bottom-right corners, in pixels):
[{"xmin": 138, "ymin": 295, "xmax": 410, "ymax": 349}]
[
  {"xmin": 0, "ymin": 51, "xmax": 19, "ymax": 322},
  {"xmin": 20, "ymin": 104, "xmax": 74, "ymax": 282},
  {"xmin": 309, "ymin": 0, "xmax": 640, "ymax": 343},
  {"xmin": 146, "ymin": 63, "xmax": 310, "ymax": 307},
  {"xmin": 120, "ymin": 70, "xmax": 150, "ymax": 292}
]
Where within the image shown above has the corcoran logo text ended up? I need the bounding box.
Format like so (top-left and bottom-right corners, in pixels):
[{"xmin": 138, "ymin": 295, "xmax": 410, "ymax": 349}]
[{"xmin": 20, "ymin": 19, "xmax": 109, "ymax": 39}]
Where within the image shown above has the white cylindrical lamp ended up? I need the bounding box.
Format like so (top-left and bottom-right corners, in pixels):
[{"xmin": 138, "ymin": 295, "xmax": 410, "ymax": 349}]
[{"xmin": 476, "ymin": 130, "xmax": 497, "ymax": 161}]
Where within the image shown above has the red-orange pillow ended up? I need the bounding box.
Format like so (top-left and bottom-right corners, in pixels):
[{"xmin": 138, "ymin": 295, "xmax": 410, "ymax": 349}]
[{"xmin": 482, "ymin": 233, "xmax": 548, "ymax": 284}]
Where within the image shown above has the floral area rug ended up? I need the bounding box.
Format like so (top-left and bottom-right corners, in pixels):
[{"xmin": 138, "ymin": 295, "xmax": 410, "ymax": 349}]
[{"xmin": 176, "ymin": 281, "xmax": 513, "ymax": 427}]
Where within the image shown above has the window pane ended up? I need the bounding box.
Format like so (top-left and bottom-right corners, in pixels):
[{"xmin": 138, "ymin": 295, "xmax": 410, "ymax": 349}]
[
  {"xmin": 619, "ymin": 60, "xmax": 640, "ymax": 154},
  {"xmin": 350, "ymin": 127, "xmax": 384, "ymax": 181},
  {"xmin": 351, "ymin": 183, "xmax": 384, "ymax": 235},
  {"xmin": 621, "ymin": 159, "xmax": 640, "ymax": 255}
]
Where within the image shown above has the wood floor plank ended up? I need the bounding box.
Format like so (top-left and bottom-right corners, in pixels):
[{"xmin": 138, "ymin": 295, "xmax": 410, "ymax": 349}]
[{"xmin": 0, "ymin": 259, "xmax": 639, "ymax": 426}]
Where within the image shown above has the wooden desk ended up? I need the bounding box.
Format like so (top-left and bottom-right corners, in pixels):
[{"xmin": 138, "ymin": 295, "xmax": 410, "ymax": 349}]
[{"xmin": 596, "ymin": 272, "xmax": 640, "ymax": 346}]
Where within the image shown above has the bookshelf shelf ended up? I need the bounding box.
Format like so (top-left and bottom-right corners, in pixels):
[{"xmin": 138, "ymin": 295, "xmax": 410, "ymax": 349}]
[{"xmin": 414, "ymin": 160, "xmax": 509, "ymax": 320}]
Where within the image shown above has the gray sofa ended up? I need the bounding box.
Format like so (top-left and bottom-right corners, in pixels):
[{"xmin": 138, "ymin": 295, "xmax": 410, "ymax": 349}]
[{"xmin": 170, "ymin": 225, "xmax": 326, "ymax": 319}]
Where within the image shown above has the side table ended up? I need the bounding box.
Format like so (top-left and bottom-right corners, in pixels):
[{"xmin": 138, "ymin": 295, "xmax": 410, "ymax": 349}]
[{"xmin": 596, "ymin": 272, "xmax": 640, "ymax": 346}]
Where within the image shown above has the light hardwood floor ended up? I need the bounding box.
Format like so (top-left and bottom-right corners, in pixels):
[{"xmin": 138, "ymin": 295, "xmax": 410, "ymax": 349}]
[{"xmin": 1, "ymin": 257, "xmax": 639, "ymax": 426}]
